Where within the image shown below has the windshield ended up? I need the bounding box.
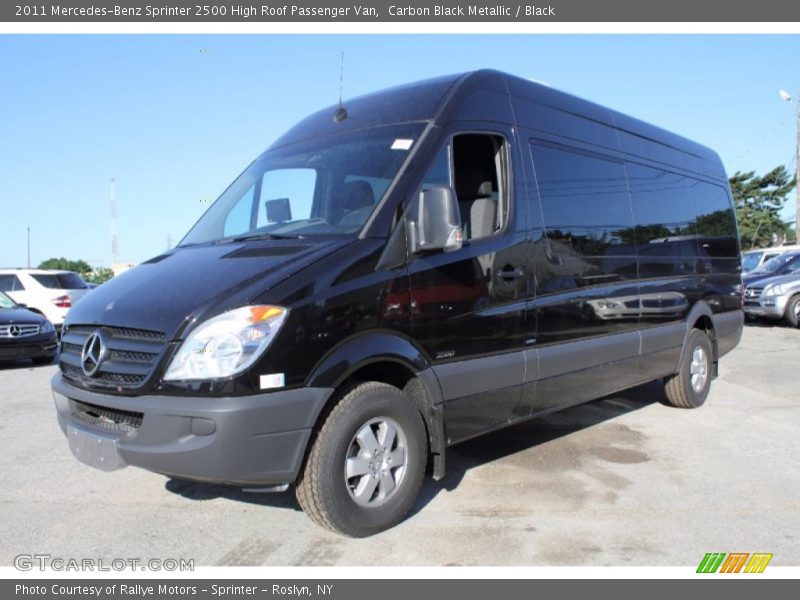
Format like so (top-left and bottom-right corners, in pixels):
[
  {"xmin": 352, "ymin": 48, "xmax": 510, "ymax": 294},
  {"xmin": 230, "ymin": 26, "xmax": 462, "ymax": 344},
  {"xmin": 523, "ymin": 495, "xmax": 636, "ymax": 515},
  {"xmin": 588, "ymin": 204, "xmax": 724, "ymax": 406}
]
[
  {"xmin": 181, "ymin": 123, "xmax": 426, "ymax": 245},
  {"xmin": 741, "ymin": 251, "xmax": 762, "ymax": 272},
  {"xmin": 31, "ymin": 272, "xmax": 88, "ymax": 290},
  {"xmin": 0, "ymin": 291, "xmax": 16, "ymax": 309},
  {"xmin": 754, "ymin": 253, "xmax": 794, "ymax": 274}
]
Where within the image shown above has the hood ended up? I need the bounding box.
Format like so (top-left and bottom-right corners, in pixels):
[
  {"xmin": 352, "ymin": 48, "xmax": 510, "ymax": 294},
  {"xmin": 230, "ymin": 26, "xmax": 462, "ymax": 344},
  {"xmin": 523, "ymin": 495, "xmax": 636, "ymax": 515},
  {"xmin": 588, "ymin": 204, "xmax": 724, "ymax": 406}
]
[
  {"xmin": 0, "ymin": 307, "xmax": 48, "ymax": 325},
  {"xmin": 64, "ymin": 238, "xmax": 354, "ymax": 340},
  {"xmin": 744, "ymin": 272, "xmax": 800, "ymax": 290},
  {"xmin": 743, "ymin": 269, "xmax": 783, "ymax": 286}
]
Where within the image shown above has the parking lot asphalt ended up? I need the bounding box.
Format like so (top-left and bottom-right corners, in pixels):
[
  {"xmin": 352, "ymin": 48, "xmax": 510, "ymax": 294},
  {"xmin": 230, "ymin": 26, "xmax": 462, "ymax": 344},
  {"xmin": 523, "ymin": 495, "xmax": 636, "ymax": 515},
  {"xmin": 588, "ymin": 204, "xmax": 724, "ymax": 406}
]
[{"xmin": 1, "ymin": 323, "xmax": 798, "ymax": 567}]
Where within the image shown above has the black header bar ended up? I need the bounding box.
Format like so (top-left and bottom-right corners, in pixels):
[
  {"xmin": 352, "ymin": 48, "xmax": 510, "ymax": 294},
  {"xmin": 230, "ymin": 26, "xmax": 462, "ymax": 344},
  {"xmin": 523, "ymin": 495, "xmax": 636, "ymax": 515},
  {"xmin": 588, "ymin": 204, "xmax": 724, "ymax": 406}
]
[{"xmin": 4, "ymin": 0, "xmax": 800, "ymax": 23}]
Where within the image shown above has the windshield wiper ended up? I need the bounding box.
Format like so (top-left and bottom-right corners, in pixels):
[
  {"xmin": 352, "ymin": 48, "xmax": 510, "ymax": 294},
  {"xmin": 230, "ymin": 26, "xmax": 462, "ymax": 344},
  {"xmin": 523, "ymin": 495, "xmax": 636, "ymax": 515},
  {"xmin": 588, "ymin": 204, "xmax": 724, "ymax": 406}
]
[{"xmin": 230, "ymin": 232, "xmax": 304, "ymax": 242}]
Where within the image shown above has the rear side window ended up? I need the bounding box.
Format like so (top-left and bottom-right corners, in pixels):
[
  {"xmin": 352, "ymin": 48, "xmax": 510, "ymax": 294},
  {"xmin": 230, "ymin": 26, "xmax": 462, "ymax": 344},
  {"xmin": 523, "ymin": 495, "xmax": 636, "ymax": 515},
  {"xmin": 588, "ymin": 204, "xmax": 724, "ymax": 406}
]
[
  {"xmin": 627, "ymin": 164, "xmax": 698, "ymax": 252},
  {"xmin": 532, "ymin": 144, "xmax": 634, "ymax": 255},
  {"xmin": 530, "ymin": 144, "xmax": 637, "ymax": 290},
  {"xmin": 31, "ymin": 273, "xmax": 87, "ymax": 289},
  {"xmin": 691, "ymin": 182, "xmax": 739, "ymax": 257},
  {"xmin": 0, "ymin": 274, "xmax": 25, "ymax": 292}
]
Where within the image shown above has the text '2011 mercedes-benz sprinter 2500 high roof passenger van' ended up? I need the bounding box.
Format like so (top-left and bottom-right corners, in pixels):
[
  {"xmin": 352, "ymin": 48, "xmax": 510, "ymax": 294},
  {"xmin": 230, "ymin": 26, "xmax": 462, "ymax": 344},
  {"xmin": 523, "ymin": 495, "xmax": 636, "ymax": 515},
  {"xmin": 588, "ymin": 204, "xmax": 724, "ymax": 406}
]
[{"xmin": 53, "ymin": 70, "xmax": 743, "ymax": 537}]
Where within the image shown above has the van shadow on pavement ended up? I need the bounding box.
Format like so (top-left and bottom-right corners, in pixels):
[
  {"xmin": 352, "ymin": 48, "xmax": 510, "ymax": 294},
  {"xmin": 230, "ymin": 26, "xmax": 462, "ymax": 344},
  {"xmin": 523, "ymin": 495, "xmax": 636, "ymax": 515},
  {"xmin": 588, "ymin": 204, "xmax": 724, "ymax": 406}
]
[{"xmin": 165, "ymin": 380, "xmax": 664, "ymax": 520}]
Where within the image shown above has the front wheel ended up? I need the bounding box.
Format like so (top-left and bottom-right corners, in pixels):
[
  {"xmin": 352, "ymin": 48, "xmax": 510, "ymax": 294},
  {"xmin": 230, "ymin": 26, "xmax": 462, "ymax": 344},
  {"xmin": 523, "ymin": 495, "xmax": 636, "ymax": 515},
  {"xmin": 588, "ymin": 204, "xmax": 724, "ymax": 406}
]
[
  {"xmin": 663, "ymin": 329, "xmax": 713, "ymax": 409},
  {"xmin": 296, "ymin": 382, "xmax": 427, "ymax": 537},
  {"xmin": 784, "ymin": 294, "xmax": 800, "ymax": 328}
]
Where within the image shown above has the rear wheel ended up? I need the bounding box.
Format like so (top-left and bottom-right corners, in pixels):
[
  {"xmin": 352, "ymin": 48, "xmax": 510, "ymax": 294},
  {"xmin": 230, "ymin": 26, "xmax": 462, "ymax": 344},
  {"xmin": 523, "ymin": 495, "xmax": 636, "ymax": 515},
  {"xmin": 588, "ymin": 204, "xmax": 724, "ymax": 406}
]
[
  {"xmin": 785, "ymin": 294, "xmax": 800, "ymax": 328},
  {"xmin": 296, "ymin": 381, "xmax": 427, "ymax": 537},
  {"xmin": 664, "ymin": 329, "xmax": 713, "ymax": 409}
]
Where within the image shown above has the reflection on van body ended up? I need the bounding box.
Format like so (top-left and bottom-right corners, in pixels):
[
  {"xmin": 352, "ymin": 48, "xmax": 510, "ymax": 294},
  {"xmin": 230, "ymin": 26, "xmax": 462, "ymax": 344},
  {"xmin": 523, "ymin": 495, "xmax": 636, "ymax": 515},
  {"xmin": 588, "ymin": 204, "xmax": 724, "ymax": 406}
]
[{"xmin": 51, "ymin": 70, "xmax": 743, "ymax": 537}]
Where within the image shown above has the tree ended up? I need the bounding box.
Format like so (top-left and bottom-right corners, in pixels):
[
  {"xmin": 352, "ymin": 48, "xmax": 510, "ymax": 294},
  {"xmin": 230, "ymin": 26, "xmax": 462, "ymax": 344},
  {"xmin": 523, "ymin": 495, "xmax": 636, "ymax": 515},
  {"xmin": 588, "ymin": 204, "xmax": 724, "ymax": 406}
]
[
  {"xmin": 38, "ymin": 257, "xmax": 92, "ymax": 275},
  {"xmin": 85, "ymin": 267, "xmax": 114, "ymax": 285},
  {"xmin": 730, "ymin": 166, "xmax": 796, "ymax": 250}
]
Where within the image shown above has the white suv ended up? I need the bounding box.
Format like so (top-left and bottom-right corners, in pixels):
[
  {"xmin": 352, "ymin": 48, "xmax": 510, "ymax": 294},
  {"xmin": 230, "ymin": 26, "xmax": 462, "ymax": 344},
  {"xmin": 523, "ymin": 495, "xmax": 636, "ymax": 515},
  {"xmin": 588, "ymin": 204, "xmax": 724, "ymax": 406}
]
[{"xmin": 0, "ymin": 269, "xmax": 91, "ymax": 330}]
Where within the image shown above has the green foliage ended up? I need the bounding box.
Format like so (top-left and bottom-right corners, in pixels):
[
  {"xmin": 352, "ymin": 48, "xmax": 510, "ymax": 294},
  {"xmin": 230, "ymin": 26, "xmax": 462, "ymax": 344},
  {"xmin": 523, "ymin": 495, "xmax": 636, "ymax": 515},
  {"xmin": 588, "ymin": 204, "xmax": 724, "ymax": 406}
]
[
  {"xmin": 84, "ymin": 267, "xmax": 114, "ymax": 285},
  {"xmin": 37, "ymin": 258, "xmax": 114, "ymax": 285},
  {"xmin": 37, "ymin": 257, "xmax": 92, "ymax": 275},
  {"xmin": 730, "ymin": 166, "xmax": 796, "ymax": 250}
]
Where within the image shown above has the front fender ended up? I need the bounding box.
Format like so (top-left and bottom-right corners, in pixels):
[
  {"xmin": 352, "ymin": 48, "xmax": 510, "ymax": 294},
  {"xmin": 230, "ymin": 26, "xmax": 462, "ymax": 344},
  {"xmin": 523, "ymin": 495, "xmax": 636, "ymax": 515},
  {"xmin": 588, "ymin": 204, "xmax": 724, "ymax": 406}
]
[
  {"xmin": 306, "ymin": 331, "xmax": 447, "ymax": 479},
  {"xmin": 307, "ymin": 331, "xmax": 432, "ymax": 389}
]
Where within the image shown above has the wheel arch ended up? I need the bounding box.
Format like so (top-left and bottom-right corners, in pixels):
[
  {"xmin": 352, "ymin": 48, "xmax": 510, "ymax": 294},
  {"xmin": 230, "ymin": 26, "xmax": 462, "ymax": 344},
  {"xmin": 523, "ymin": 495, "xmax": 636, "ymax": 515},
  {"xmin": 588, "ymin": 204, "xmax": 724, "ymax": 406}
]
[
  {"xmin": 306, "ymin": 332, "xmax": 447, "ymax": 479},
  {"xmin": 678, "ymin": 301, "xmax": 718, "ymax": 369}
]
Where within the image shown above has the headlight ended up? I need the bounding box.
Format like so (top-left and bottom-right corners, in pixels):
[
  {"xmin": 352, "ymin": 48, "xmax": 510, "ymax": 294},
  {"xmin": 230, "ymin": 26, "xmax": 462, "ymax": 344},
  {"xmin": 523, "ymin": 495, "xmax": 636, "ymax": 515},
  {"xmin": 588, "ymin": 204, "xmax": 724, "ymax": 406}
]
[
  {"xmin": 163, "ymin": 305, "xmax": 288, "ymax": 381},
  {"xmin": 596, "ymin": 301, "xmax": 621, "ymax": 309},
  {"xmin": 763, "ymin": 284, "xmax": 784, "ymax": 297},
  {"xmin": 40, "ymin": 320, "xmax": 54, "ymax": 334}
]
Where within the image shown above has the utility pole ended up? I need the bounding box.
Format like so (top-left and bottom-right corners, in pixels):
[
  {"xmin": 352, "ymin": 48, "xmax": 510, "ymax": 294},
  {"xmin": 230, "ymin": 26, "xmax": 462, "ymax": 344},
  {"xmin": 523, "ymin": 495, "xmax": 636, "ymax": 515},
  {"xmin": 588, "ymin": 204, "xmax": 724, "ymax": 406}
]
[
  {"xmin": 27, "ymin": 227, "xmax": 30, "ymax": 268},
  {"xmin": 110, "ymin": 177, "xmax": 119, "ymax": 267},
  {"xmin": 796, "ymin": 91, "xmax": 799, "ymax": 242},
  {"xmin": 780, "ymin": 90, "xmax": 800, "ymax": 242}
]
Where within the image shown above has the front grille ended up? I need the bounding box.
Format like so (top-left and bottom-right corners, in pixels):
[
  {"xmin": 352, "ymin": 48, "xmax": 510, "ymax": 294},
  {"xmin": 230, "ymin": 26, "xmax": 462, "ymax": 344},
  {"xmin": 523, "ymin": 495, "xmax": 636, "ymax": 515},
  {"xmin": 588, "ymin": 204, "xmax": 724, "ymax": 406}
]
[
  {"xmin": 71, "ymin": 399, "xmax": 143, "ymax": 432},
  {"xmin": 0, "ymin": 323, "xmax": 40, "ymax": 338},
  {"xmin": 59, "ymin": 324, "xmax": 166, "ymax": 391},
  {"xmin": 744, "ymin": 286, "xmax": 763, "ymax": 299}
]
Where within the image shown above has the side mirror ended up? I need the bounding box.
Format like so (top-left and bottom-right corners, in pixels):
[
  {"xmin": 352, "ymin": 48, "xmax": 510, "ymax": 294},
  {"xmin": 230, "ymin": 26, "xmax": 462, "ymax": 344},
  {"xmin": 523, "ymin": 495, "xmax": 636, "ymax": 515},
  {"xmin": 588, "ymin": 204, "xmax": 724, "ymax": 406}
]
[
  {"xmin": 407, "ymin": 185, "xmax": 463, "ymax": 254},
  {"xmin": 17, "ymin": 303, "xmax": 28, "ymax": 309}
]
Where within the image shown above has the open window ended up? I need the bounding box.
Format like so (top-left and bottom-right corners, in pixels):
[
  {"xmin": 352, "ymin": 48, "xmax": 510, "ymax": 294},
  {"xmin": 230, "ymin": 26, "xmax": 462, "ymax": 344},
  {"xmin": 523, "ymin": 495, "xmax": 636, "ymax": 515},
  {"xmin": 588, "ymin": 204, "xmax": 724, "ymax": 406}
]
[{"xmin": 419, "ymin": 133, "xmax": 509, "ymax": 243}]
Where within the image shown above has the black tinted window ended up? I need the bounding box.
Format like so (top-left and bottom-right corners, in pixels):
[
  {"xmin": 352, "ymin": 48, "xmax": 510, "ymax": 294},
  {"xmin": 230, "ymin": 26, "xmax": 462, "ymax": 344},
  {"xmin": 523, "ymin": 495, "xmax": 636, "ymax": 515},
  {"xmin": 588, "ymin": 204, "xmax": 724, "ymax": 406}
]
[
  {"xmin": 692, "ymin": 182, "xmax": 739, "ymax": 257},
  {"xmin": 31, "ymin": 273, "xmax": 87, "ymax": 289},
  {"xmin": 0, "ymin": 275, "xmax": 24, "ymax": 292},
  {"xmin": 532, "ymin": 145, "xmax": 634, "ymax": 256},
  {"xmin": 530, "ymin": 144, "xmax": 637, "ymax": 290},
  {"xmin": 627, "ymin": 164, "xmax": 698, "ymax": 253}
]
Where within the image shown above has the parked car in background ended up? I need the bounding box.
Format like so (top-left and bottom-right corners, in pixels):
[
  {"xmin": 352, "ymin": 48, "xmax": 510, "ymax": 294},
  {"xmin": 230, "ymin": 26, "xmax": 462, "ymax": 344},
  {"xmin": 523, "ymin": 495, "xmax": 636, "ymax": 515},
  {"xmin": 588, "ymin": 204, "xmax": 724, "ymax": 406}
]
[
  {"xmin": 744, "ymin": 272, "xmax": 800, "ymax": 327},
  {"xmin": 742, "ymin": 250, "xmax": 800, "ymax": 288},
  {"xmin": 0, "ymin": 291, "xmax": 58, "ymax": 364},
  {"xmin": 742, "ymin": 244, "xmax": 800, "ymax": 273},
  {"xmin": 0, "ymin": 269, "xmax": 91, "ymax": 331}
]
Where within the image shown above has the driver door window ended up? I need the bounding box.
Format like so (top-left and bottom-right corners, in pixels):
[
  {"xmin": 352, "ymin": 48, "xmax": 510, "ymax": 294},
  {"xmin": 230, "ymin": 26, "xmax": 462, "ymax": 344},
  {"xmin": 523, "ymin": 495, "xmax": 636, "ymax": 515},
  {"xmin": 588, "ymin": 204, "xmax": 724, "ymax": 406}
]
[{"xmin": 419, "ymin": 133, "xmax": 508, "ymax": 242}]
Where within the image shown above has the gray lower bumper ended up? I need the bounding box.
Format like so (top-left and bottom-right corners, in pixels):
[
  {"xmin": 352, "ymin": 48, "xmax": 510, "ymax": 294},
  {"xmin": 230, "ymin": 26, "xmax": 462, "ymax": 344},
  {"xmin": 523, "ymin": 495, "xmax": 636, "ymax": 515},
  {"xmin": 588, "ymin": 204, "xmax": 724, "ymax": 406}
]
[
  {"xmin": 52, "ymin": 374, "xmax": 332, "ymax": 486},
  {"xmin": 744, "ymin": 301, "xmax": 786, "ymax": 320}
]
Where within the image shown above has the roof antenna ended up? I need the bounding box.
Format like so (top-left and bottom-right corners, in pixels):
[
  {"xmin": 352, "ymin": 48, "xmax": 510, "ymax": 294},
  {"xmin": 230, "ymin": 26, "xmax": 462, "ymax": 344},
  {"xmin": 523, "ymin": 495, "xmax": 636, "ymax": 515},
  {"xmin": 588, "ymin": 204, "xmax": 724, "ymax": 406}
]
[{"xmin": 333, "ymin": 51, "xmax": 348, "ymax": 123}]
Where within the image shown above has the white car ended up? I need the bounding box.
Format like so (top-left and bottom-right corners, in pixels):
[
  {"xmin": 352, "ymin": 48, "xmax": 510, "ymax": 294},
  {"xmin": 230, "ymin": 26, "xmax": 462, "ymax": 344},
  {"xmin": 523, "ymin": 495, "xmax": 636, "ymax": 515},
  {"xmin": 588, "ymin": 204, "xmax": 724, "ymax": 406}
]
[{"xmin": 0, "ymin": 269, "xmax": 91, "ymax": 330}]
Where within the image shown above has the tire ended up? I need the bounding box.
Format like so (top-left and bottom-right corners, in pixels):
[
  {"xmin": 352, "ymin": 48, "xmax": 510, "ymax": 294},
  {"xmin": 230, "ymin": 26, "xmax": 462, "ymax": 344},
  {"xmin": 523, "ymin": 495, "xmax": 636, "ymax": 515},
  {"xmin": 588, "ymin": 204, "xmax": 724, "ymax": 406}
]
[
  {"xmin": 663, "ymin": 329, "xmax": 713, "ymax": 409},
  {"xmin": 32, "ymin": 355, "xmax": 55, "ymax": 365},
  {"xmin": 296, "ymin": 381, "xmax": 427, "ymax": 537},
  {"xmin": 784, "ymin": 294, "xmax": 800, "ymax": 328}
]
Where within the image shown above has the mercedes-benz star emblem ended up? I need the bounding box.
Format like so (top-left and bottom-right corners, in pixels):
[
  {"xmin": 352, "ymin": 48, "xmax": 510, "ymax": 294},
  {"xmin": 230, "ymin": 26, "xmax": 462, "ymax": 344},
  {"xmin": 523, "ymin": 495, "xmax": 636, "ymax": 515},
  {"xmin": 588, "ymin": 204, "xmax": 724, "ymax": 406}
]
[
  {"xmin": 9, "ymin": 325, "xmax": 21, "ymax": 337},
  {"xmin": 81, "ymin": 331, "xmax": 107, "ymax": 377}
]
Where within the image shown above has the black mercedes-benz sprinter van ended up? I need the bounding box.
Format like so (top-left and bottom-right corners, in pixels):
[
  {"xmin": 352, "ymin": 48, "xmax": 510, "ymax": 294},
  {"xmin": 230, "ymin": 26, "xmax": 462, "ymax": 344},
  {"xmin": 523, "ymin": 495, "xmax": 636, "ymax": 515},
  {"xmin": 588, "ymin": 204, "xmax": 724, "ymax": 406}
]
[{"xmin": 53, "ymin": 70, "xmax": 743, "ymax": 536}]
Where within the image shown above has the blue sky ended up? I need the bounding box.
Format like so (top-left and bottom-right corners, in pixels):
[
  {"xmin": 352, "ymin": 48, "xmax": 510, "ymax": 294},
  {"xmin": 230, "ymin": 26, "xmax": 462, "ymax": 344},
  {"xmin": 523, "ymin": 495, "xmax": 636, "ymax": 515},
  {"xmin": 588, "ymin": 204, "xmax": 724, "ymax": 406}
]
[{"xmin": 1, "ymin": 34, "xmax": 798, "ymax": 269}]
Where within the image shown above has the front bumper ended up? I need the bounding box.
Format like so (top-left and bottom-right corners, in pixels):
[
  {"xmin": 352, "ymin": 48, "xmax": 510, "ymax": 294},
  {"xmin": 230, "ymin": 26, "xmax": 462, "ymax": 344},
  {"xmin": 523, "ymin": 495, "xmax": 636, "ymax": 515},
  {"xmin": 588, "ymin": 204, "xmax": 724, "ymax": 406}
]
[
  {"xmin": 743, "ymin": 296, "xmax": 788, "ymax": 319},
  {"xmin": 52, "ymin": 374, "xmax": 332, "ymax": 486},
  {"xmin": 0, "ymin": 333, "xmax": 57, "ymax": 361}
]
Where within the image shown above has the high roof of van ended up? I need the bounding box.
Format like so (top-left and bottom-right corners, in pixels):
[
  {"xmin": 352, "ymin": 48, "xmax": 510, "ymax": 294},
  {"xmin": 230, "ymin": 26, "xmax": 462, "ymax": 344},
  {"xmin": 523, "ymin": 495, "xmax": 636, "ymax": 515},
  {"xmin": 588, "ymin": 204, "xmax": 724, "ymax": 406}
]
[{"xmin": 271, "ymin": 69, "xmax": 727, "ymax": 183}]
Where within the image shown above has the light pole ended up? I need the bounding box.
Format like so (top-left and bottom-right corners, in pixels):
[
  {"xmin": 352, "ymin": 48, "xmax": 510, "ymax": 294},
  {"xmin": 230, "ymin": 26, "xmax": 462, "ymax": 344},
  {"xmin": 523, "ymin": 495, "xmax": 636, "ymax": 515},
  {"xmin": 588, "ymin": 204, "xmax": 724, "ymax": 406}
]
[
  {"xmin": 27, "ymin": 226, "xmax": 30, "ymax": 268},
  {"xmin": 779, "ymin": 89, "xmax": 800, "ymax": 242}
]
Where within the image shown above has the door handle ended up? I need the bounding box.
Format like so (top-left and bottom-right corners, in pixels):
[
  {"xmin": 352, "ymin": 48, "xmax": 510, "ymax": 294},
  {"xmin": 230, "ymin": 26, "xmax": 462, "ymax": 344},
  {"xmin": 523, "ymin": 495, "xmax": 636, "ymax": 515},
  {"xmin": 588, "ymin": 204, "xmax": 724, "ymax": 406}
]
[{"xmin": 496, "ymin": 266, "xmax": 525, "ymax": 281}]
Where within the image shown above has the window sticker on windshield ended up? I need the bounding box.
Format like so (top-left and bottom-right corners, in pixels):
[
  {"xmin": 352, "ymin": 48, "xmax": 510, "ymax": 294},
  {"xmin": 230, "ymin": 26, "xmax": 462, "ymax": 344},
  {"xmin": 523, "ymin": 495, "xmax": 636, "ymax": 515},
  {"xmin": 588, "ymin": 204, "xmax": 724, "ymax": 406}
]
[{"xmin": 391, "ymin": 138, "xmax": 414, "ymax": 150}]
